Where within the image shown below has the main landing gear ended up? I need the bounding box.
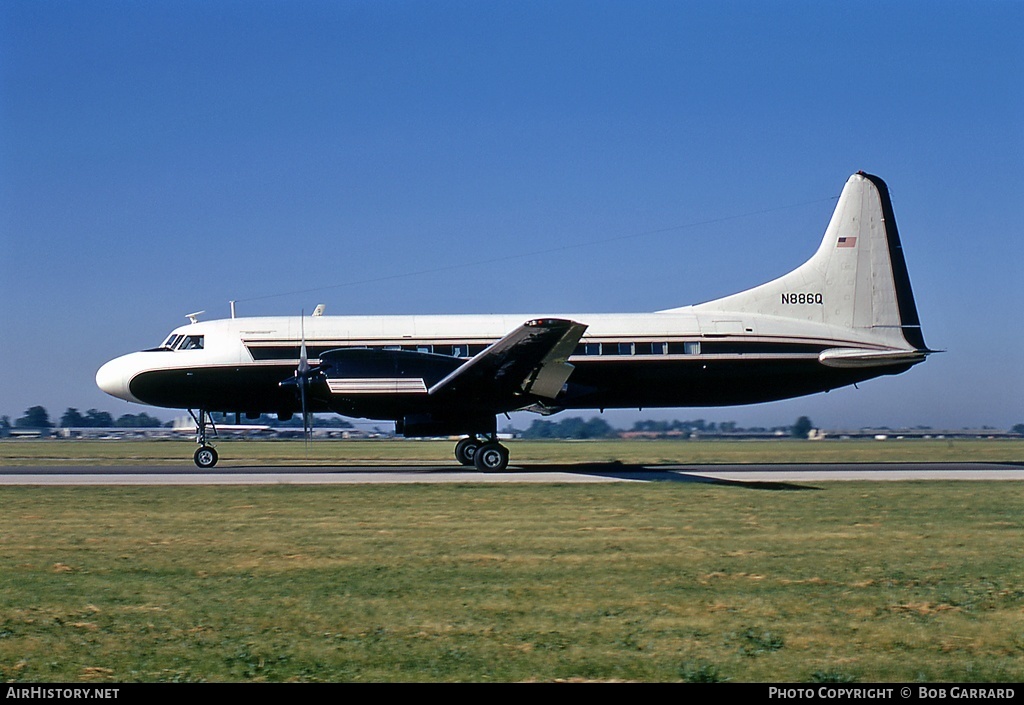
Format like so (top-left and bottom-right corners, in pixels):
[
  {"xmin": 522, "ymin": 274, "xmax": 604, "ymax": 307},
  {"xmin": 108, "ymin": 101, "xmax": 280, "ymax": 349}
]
[
  {"xmin": 189, "ymin": 409, "xmax": 218, "ymax": 469},
  {"xmin": 454, "ymin": 435, "xmax": 510, "ymax": 472}
]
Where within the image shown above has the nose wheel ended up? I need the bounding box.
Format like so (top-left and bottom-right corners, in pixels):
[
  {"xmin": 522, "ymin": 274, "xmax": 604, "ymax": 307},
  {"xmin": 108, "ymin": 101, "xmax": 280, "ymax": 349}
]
[{"xmin": 194, "ymin": 446, "xmax": 219, "ymax": 469}]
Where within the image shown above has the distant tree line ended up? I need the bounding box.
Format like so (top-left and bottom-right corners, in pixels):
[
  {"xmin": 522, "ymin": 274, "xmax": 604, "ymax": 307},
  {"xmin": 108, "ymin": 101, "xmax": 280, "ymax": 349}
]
[
  {"xmin": 5, "ymin": 406, "xmax": 1022, "ymax": 438},
  {"xmin": 519, "ymin": 416, "xmax": 813, "ymax": 439},
  {"xmin": 629, "ymin": 418, "xmax": 786, "ymax": 434},
  {"xmin": 790, "ymin": 416, "xmax": 814, "ymax": 439},
  {"xmin": 519, "ymin": 416, "xmax": 821, "ymax": 440},
  {"xmin": 13, "ymin": 406, "xmax": 54, "ymax": 428},
  {"xmin": 521, "ymin": 417, "xmax": 618, "ymax": 439},
  {"xmin": 2, "ymin": 406, "xmax": 166, "ymax": 429},
  {"xmin": 60, "ymin": 407, "xmax": 165, "ymax": 428},
  {"xmin": 0, "ymin": 407, "xmax": 357, "ymax": 431}
]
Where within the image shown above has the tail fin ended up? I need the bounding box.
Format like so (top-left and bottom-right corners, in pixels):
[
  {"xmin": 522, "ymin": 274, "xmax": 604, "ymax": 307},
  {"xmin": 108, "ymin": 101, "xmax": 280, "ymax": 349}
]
[{"xmin": 682, "ymin": 172, "xmax": 926, "ymax": 350}]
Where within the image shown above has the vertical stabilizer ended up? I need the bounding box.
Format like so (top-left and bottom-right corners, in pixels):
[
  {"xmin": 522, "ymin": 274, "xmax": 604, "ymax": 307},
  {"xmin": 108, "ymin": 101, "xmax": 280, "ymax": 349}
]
[{"xmin": 679, "ymin": 172, "xmax": 926, "ymax": 350}]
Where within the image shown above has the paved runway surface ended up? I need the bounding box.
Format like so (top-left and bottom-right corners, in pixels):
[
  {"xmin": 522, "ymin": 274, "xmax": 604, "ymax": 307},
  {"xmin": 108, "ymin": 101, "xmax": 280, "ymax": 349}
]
[{"xmin": 1, "ymin": 462, "xmax": 1022, "ymax": 485}]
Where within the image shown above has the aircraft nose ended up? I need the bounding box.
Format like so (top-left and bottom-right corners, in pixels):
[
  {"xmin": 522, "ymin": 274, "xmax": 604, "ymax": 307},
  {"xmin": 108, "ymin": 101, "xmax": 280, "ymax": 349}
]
[{"xmin": 96, "ymin": 356, "xmax": 132, "ymax": 401}]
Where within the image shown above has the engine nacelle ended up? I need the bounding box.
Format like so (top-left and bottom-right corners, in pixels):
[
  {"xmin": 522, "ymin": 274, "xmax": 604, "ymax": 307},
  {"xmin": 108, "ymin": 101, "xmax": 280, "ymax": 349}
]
[
  {"xmin": 320, "ymin": 347, "xmax": 463, "ymax": 384},
  {"xmin": 396, "ymin": 413, "xmax": 495, "ymax": 438}
]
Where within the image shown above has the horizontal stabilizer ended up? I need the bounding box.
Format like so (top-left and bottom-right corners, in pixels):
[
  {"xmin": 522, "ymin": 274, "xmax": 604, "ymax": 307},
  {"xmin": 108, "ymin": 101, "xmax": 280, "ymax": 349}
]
[{"xmin": 818, "ymin": 347, "xmax": 928, "ymax": 369}]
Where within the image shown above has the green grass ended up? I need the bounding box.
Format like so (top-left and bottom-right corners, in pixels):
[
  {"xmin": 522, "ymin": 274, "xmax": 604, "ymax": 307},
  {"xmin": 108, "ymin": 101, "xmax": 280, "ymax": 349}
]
[
  {"xmin": 2, "ymin": 438, "xmax": 1022, "ymax": 466},
  {"xmin": 1, "ymin": 482, "xmax": 1023, "ymax": 682}
]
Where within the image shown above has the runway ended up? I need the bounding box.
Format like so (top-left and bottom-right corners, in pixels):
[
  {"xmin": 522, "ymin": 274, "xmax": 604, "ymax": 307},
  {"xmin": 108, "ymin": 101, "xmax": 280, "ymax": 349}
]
[{"xmin": 1, "ymin": 462, "xmax": 1022, "ymax": 485}]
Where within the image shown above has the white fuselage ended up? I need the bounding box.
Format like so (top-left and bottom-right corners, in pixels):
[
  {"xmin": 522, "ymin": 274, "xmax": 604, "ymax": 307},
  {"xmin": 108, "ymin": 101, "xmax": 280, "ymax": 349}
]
[{"xmin": 96, "ymin": 172, "xmax": 929, "ymax": 433}]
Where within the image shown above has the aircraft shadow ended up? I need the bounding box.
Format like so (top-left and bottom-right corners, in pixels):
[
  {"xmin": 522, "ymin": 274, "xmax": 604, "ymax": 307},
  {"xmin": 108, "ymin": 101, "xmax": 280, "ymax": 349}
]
[
  {"xmin": 520, "ymin": 462, "xmax": 819, "ymax": 491},
  {"xmin": 199, "ymin": 462, "xmax": 818, "ymax": 489}
]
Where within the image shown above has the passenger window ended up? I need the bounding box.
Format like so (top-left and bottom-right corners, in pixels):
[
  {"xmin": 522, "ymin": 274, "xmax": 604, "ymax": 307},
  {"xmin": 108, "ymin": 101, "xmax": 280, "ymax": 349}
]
[
  {"xmin": 584, "ymin": 343, "xmax": 602, "ymax": 356},
  {"xmin": 668, "ymin": 342, "xmax": 700, "ymax": 355},
  {"xmin": 635, "ymin": 342, "xmax": 666, "ymax": 355},
  {"xmin": 618, "ymin": 343, "xmax": 634, "ymax": 356}
]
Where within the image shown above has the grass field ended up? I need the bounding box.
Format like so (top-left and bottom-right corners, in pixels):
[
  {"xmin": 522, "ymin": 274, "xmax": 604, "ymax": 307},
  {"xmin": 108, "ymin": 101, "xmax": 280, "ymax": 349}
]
[
  {"xmin": 1, "ymin": 438, "xmax": 1022, "ymax": 466},
  {"xmin": 2, "ymin": 481, "xmax": 1023, "ymax": 682}
]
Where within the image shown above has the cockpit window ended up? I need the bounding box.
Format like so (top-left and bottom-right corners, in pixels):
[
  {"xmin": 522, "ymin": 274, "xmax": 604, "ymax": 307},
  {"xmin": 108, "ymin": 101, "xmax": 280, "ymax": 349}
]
[
  {"xmin": 161, "ymin": 334, "xmax": 183, "ymax": 350},
  {"xmin": 178, "ymin": 335, "xmax": 204, "ymax": 350}
]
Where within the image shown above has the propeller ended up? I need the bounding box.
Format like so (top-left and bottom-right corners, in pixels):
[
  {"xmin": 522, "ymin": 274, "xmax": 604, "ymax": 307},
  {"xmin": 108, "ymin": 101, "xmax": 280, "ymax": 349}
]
[{"xmin": 279, "ymin": 311, "xmax": 320, "ymax": 450}]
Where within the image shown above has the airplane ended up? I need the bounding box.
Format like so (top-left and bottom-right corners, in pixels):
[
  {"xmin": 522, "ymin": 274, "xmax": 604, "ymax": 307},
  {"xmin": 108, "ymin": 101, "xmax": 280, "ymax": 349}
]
[{"xmin": 96, "ymin": 172, "xmax": 932, "ymax": 471}]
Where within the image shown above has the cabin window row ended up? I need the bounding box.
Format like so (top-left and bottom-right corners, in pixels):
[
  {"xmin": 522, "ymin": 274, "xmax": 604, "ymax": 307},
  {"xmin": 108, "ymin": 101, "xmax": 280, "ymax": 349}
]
[
  {"xmin": 248, "ymin": 339, "xmax": 836, "ymax": 361},
  {"xmin": 247, "ymin": 343, "xmax": 487, "ymax": 360},
  {"xmin": 370, "ymin": 343, "xmax": 701, "ymax": 356},
  {"xmin": 246, "ymin": 341, "xmax": 702, "ymax": 361},
  {"xmin": 574, "ymin": 341, "xmax": 701, "ymax": 356},
  {"xmin": 381, "ymin": 344, "xmax": 485, "ymax": 357}
]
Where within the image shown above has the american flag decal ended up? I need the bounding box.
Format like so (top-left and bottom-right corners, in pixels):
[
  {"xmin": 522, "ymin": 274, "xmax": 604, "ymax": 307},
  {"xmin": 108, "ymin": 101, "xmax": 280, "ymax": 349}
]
[{"xmin": 837, "ymin": 236, "xmax": 857, "ymax": 248}]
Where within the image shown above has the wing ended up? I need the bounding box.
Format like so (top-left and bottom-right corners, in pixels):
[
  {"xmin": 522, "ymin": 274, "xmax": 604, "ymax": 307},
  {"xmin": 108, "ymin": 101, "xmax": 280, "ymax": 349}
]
[{"xmin": 429, "ymin": 318, "xmax": 588, "ymax": 404}]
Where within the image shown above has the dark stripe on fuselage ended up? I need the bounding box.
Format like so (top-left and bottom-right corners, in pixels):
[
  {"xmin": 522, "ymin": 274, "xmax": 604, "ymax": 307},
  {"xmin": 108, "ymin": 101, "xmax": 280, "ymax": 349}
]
[{"xmin": 128, "ymin": 357, "xmax": 910, "ymax": 418}]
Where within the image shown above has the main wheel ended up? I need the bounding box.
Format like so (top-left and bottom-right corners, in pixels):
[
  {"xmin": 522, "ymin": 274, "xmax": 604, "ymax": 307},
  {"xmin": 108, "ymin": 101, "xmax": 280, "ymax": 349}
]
[
  {"xmin": 194, "ymin": 446, "xmax": 218, "ymax": 469},
  {"xmin": 454, "ymin": 437, "xmax": 482, "ymax": 466},
  {"xmin": 474, "ymin": 442, "xmax": 509, "ymax": 472}
]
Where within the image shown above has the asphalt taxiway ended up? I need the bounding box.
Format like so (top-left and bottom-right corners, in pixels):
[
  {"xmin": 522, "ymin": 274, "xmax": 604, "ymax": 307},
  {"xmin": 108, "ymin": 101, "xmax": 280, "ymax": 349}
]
[{"xmin": 1, "ymin": 462, "xmax": 1022, "ymax": 485}]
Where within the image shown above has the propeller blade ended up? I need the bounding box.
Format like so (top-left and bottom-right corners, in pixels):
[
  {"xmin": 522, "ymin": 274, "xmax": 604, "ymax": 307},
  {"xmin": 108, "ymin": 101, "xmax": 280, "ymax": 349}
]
[
  {"xmin": 299, "ymin": 375, "xmax": 311, "ymax": 449},
  {"xmin": 306, "ymin": 400, "xmax": 314, "ymax": 447},
  {"xmin": 299, "ymin": 311, "xmax": 311, "ymax": 450},
  {"xmin": 298, "ymin": 311, "xmax": 310, "ymax": 376}
]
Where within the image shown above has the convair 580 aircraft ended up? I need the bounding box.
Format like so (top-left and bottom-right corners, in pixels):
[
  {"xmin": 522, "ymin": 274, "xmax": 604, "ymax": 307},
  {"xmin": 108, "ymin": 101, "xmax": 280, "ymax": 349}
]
[{"xmin": 97, "ymin": 172, "xmax": 931, "ymax": 470}]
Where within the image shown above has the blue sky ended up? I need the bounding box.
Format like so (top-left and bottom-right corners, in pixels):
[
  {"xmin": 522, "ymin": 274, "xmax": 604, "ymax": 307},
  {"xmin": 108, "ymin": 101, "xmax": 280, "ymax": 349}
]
[{"xmin": 2, "ymin": 1, "xmax": 1021, "ymax": 430}]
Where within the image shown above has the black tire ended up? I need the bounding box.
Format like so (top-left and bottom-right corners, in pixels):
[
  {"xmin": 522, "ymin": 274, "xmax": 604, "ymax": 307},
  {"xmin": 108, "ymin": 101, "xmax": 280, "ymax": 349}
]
[
  {"xmin": 454, "ymin": 437, "xmax": 481, "ymax": 466},
  {"xmin": 474, "ymin": 442, "xmax": 509, "ymax": 472},
  {"xmin": 194, "ymin": 446, "xmax": 218, "ymax": 469}
]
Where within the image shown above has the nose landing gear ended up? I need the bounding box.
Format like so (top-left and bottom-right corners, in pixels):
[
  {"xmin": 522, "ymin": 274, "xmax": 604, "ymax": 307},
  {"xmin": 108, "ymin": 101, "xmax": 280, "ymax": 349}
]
[{"xmin": 189, "ymin": 409, "xmax": 218, "ymax": 468}]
